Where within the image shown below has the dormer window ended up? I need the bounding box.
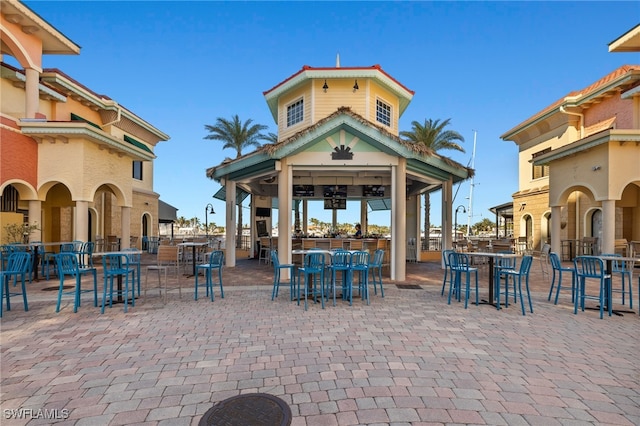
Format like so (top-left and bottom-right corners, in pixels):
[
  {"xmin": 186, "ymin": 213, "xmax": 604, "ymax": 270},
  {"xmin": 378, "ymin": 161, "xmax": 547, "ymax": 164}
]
[
  {"xmin": 287, "ymin": 98, "xmax": 304, "ymax": 127},
  {"xmin": 376, "ymin": 99, "xmax": 391, "ymax": 127}
]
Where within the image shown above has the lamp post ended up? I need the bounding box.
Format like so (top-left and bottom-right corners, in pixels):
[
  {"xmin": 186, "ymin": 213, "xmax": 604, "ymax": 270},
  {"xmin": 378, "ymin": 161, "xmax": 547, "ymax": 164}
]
[
  {"xmin": 205, "ymin": 203, "xmax": 215, "ymax": 240},
  {"xmin": 455, "ymin": 205, "xmax": 466, "ymax": 242}
]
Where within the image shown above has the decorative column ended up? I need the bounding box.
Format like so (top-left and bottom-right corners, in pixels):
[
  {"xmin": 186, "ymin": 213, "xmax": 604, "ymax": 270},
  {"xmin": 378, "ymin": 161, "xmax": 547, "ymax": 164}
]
[
  {"xmin": 360, "ymin": 200, "xmax": 368, "ymax": 235},
  {"xmin": 121, "ymin": 206, "xmax": 131, "ymax": 249},
  {"xmin": 601, "ymin": 200, "xmax": 615, "ymax": 255},
  {"xmin": 24, "ymin": 68, "xmax": 40, "ymax": 119},
  {"xmin": 75, "ymin": 201, "xmax": 89, "ymax": 242},
  {"xmin": 277, "ymin": 160, "xmax": 292, "ymax": 277},
  {"xmin": 225, "ymin": 180, "xmax": 237, "ymax": 267},
  {"xmin": 392, "ymin": 160, "xmax": 407, "ymax": 281},
  {"xmin": 551, "ymin": 205, "xmax": 562, "ymax": 256},
  {"xmin": 28, "ymin": 200, "xmax": 42, "ymax": 242},
  {"xmin": 441, "ymin": 178, "xmax": 453, "ymax": 267}
]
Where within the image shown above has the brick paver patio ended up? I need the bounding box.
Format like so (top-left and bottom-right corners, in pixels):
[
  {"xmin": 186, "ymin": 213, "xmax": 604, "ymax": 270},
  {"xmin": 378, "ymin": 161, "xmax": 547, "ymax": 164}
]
[{"xmin": 1, "ymin": 254, "xmax": 638, "ymax": 425}]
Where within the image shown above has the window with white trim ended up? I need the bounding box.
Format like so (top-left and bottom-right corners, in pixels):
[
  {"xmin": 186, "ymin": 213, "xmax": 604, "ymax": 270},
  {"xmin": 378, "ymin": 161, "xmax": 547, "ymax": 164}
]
[
  {"xmin": 531, "ymin": 148, "xmax": 550, "ymax": 180},
  {"xmin": 376, "ymin": 99, "xmax": 392, "ymax": 127},
  {"xmin": 287, "ymin": 98, "xmax": 304, "ymax": 127}
]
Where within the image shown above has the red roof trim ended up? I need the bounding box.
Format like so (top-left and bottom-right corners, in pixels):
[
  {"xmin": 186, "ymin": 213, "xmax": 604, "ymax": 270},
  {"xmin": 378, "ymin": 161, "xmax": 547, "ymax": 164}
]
[{"xmin": 262, "ymin": 64, "xmax": 415, "ymax": 96}]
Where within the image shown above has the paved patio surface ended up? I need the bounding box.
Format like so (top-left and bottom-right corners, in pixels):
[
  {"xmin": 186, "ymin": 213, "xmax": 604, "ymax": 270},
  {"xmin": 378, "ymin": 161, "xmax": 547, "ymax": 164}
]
[{"xmin": 1, "ymin": 255, "xmax": 638, "ymax": 425}]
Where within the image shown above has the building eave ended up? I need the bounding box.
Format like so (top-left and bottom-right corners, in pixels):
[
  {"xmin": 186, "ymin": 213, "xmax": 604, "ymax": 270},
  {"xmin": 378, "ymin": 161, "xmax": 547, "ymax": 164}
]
[
  {"xmin": 18, "ymin": 120, "xmax": 156, "ymax": 161},
  {"xmin": 532, "ymin": 129, "xmax": 640, "ymax": 165},
  {"xmin": 608, "ymin": 24, "xmax": 640, "ymax": 53}
]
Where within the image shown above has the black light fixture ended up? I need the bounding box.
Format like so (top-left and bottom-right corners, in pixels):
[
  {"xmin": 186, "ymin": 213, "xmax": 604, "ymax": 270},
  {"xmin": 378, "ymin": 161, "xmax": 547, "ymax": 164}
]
[
  {"xmin": 322, "ymin": 79, "xmax": 329, "ymax": 92},
  {"xmin": 454, "ymin": 205, "xmax": 466, "ymax": 243},
  {"xmin": 353, "ymin": 79, "xmax": 359, "ymax": 92},
  {"xmin": 205, "ymin": 203, "xmax": 215, "ymax": 239}
]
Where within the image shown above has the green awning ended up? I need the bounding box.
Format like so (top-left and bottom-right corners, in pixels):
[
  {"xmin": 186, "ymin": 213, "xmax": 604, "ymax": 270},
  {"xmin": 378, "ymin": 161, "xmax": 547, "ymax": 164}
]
[
  {"xmin": 367, "ymin": 198, "xmax": 392, "ymax": 211},
  {"xmin": 124, "ymin": 135, "xmax": 153, "ymax": 154},
  {"xmin": 213, "ymin": 186, "xmax": 250, "ymax": 205}
]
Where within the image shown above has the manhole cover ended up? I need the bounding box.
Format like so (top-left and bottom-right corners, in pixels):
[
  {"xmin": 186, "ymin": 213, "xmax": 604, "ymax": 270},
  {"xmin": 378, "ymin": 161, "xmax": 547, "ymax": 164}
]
[
  {"xmin": 199, "ymin": 393, "xmax": 291, "ymax": 426},
  {"xmin": 396, "ymin": 284, "xmax": 422, "ymax": 289},
  {"xmin": 42, "ymin": 286, "xmax": 72, "ymax": 291}
]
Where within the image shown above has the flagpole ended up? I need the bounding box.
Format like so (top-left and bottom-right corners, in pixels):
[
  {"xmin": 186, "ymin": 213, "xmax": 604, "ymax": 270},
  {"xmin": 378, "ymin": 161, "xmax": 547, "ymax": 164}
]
[{"xmin": 466, "ymin": 130, "xmax": 477, "ymax": 238}]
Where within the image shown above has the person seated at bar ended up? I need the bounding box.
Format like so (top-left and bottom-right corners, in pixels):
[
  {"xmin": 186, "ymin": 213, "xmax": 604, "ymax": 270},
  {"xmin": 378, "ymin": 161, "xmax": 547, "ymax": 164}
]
[{"xmin": 354, "ymin": 224, "xmax": 362, "ymax": 239}]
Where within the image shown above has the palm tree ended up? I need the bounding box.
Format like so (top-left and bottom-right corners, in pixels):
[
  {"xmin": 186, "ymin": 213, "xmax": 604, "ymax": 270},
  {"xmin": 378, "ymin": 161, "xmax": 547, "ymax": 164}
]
[
  {"xmin": 204, "ymin": 115, "xmax": 268, "ymax": 247},
  {"xmin": 400, "ymin": 118, "xmax": 465, "ymax": 249}
]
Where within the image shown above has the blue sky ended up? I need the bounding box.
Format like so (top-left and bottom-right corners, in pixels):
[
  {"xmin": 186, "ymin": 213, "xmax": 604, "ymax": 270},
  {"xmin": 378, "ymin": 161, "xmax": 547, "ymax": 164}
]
[{"xmin": 20, "ymin": 1, "xmax": 640, "ymax": 230}]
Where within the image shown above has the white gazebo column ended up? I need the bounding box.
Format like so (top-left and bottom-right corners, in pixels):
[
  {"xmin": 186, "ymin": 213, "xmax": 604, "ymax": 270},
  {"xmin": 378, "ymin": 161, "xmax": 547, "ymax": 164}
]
[
  {"xmin": 551, "ymin": 205, "xmax": 562, "ymax": 256},
  {"xmin": 277, "ymin": 161, "xmax": 292, "ymax": 278},
  {"xmin": 28, "ymin": 200, "xmax": 42, "ymax": 242},
  {"xmin": 406, "ymin": 194, "xmax": 420, "ymax": 258},
  {"xmin": 601, "ymin": 199, "xmax": 615, "ymax": 255},
  {"xmin": 225, "ymin": 180, "xmax": 237, "ymax": 267},
  {"xmin": 120, "ymin": 206, "xmax": 131, "ymax": 249},
  {"xmin": 441, "ymin": 178, "xmax": 453, "ymax": 267},
  {"xmin": 75, "ymin": 200, "xmax": 89, "ymax": 242},
  {"xmin": 392, "ymin": 160, "xmax": 407, "ymax": 281},
  {"xmin": 24, "ymin": 67, "xmax": 41, "ymax": 119}
]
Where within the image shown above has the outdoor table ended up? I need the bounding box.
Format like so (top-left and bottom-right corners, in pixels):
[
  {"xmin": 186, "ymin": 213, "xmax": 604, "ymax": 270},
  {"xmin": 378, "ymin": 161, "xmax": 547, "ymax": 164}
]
[
  {"xmin": 12, "ymin": 241, "xmax": 74, "ymax": 282},
  {"xmin": 593, "ymin": 254, "xmax": 638, "ymax": 316},
  {"xmin": 465, "ymin": 251, "xmax": 518, "ymax": 308},
  {"xmin": 92, "ymin": 250, "xmax": 142, "ymax": 303},
  {"xmin": 178, "ymin": 242, "xmax": 209, "ymax": 277}
]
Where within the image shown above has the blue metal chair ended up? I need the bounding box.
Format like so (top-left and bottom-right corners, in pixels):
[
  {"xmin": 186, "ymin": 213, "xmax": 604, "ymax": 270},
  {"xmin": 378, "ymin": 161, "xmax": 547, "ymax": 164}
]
[
  {"xmin": 123, "ymin": 248, "xmax": 142, "ymax": 296},
  {"xmin": 440, "ymin": 249, "xmax": 455, "ymax": 296},
  {"xmin": 328, "ymin": 250, "xmax": 351, "ymax": 306},
  {"xmin": 55, "ymin": 252, "xmax": 98, "ymax": 313},
  {"xmin": 271, "ymin": 250, "xmax": 296, "ymax": 301},
  {"xmin": 297, "ymin": 252, "xmax": 326, "ymax": 310},
  {"xmin": 78, "ymin": 241, "xmax": 95, "ymax": 268},
  {"xmin": 369, "ymin": 249, "xmax": 385, "ymax": 297},
  {"xmin": 494, "ymin": 252, "xmax": 517, "ymax": 305},
  {"xmin": 195, "ymin": 250, "xmax": 224, "ymax": 301},
  {"xmin": 0, "ymin": 252, "xmax": 31, "ymax": 317},
  {"xmin": 348, "ymin": 251, "xmax": 370, "ymax": 306},
  {"xmin": 101, "ymin": 253, "xmax": 135, "ymax": 313},
  {"xmin": 547, "ymin": 252, "xmax": 576, "ymax": 305},
  {"xmin": 601, "ymin": 253, "xmax": 632, "ymax": 309},
  {"xmin": 573, "ymin": 256, "xmax": 611, "ymax": 319},
  {"xmin": 448, "ymin": 252, "xmax": 478, "ymax": 308},
  {"xmin": 497, "ymin": 255, "xmax": 534, "ymax": 315},
  {"xmin": 44, "ymin": 243, "xmax": 75, "ymax": 280}
]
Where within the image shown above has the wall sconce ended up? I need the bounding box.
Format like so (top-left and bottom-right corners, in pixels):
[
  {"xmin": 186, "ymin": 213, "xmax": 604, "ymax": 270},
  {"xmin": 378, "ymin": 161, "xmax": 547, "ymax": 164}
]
[
  {"xmin": 322, "ymin": 80, "xmax": 329, "ymax": 93},
  {"xmin": 592, "ymin": 165, "xmax": 601, "ymax": 171},
  {"xmin": 519, "ymin": 202, "xmax": 526, "ymax": 211},
  {"xmin": 353, "ymin": 79, "xmax": 359, "ymax": 92}
]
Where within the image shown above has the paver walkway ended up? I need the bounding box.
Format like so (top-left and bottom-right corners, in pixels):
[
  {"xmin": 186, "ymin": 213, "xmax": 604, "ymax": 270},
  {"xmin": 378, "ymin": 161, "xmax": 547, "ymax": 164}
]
[{"xmin": 1, "ymin": 255, "xmax": 638, "ymax": 425}]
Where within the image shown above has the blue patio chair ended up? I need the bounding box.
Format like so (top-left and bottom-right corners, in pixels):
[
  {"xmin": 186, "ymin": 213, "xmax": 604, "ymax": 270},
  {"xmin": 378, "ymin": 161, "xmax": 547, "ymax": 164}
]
[
  {"xmin": 328, "ymin": 250, "xmax": 351, "ymax": 306},
  {"xmin": 55, "ymin": 252, "xmax": 98, "ymax": 313},
  {"xmin": 271, "ymin": 250, "xmax": 296, "ymax": 301},
  {"xmin": 369, "ymin": 249, "xmax": 385, "ymax": 297},
  {"xmin": 0, "ymin": 252, "xmax": 31, "ymax": 317},
  {"xmin": 123, "ymin": 248, "xmax": 142, "ymax": 296},
  {"xmin": 601, "ymin": 253, "xmax": 632, "ymax": 309},
  {"xmin": 448, "ymin": 252, "xmax": 478, "ymax": 308},
  {"xmin": 347, "ymin": 251, "xmax": 370, "ymax": 306},
  {"xmin": 440, "ymin": 249, "xmax": 455, "ymax": 296},
  {"xmin": 547, "ymin": 252, "xmax": 576, "ymax": 305},
  {"xmin": 573, "ymin": 256, "xmax": 611, "ymax": 319},
  {"xmin": 297, "ymin": 252, "xmax": 326, "ymax": 310},
  {"xmin": 497, "ymin": 255, "xmax": 534, "ymax": 315},
  {"xmin": 195, "ymin": 250, "xmax": 224, "ymax": 301},
  {"xmin": 44, "ymin": 243, "xmax": 75, "ymax": 280},
  {"xmin": 494, "ymin": 252, "xmax": 517, "ymax": 305},
  {"xmin": 78, "ymin": 241, "xmax": 95, "ymax": 269},
  {"xmin": 101, "ymin": 253, "xmax": 135, "ymax": 313}
]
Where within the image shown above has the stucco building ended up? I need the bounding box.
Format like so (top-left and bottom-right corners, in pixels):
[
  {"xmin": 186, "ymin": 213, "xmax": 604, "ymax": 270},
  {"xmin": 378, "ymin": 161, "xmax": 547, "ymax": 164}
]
[
  {"xmin": 501, "ymin": 25, "xmax": 640, "ymax": 258},
  {"xmin": 0, "ymin": 0, "xmax": 169, "ymax": 248}
]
